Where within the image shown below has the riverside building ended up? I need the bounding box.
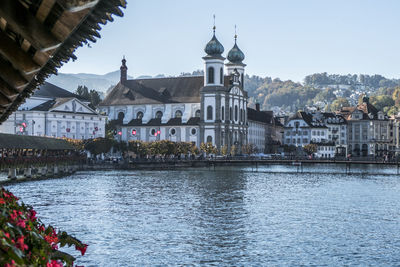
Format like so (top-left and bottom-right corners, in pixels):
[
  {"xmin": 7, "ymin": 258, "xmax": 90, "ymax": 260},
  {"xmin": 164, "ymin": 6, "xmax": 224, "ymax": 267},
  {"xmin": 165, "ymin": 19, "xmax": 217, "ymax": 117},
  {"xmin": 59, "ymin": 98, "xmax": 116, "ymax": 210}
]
[
  {"xmin": 0, "ymin": 82, "xmax": 106, "ymax": 139},
  {"xmin": 99, "ymin": 26, "xmax": 250, "ymax": 152},
  {"xmin": 283, "ymin": 111, "xmax": 347, "ymax": 158}
]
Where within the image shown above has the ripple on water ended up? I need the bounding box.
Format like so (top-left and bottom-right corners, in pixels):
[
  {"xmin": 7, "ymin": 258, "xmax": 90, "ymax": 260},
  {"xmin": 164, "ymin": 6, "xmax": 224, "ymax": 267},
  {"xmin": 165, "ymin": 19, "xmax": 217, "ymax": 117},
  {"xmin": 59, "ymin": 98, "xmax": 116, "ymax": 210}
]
[{"xmin": 5, "ymin": 165, "xmax": 400, "ymax": 266}]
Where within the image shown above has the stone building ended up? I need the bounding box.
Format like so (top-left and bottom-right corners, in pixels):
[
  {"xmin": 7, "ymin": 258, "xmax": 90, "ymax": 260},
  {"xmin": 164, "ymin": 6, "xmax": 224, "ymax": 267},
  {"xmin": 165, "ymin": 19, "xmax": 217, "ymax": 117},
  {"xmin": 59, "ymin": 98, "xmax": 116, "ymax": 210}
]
[
  {"xmin": 338, "ymin": 97, "xmax": 391, "ymax": 157},
  {"xmin": 99, "ymin": 26, "xmax": 248, "ymax": 151},
  {"xmin": 0, "ymin": 82, "xmax": 106, "ymax": 139}
]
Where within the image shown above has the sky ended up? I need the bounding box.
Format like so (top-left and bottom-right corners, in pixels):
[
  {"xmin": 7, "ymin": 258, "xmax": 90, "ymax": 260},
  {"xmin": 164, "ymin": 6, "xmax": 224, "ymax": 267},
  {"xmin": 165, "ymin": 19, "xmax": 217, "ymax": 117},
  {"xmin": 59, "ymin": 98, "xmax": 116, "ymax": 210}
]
[{"xmin": 59, "ymin": 0, "xmax": 400, "ymax": 82}]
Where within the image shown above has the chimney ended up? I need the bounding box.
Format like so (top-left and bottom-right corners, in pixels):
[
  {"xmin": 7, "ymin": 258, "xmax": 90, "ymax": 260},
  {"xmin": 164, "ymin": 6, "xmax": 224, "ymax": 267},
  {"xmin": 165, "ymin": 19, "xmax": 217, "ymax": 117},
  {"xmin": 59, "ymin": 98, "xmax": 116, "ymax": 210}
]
[
  {"xmin": 255, "ymin": 103, "xmax": 260, "ymax": 111},
  {"xmin": 120, "ymin": 56, "xmax": 127, "ymax": 84}
]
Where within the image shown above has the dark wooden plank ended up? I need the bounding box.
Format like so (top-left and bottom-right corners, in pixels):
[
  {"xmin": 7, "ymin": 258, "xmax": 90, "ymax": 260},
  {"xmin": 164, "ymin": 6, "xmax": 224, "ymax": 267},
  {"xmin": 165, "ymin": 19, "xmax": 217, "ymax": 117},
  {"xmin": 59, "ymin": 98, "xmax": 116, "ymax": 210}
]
[
  {"xmin": 0, "ymin": 0, "xmax": 61, "ymax": 52},
  {"xmin": 0, "ymin": 56, "xmax": 28, "ymax": 90},
  {"xmin": 0, "ymin": 77, "xmax": 19, "ymax": 97},
  {"xmin": 57, "ymin": 0, "xmax": 99, "ymax": 12},
  {"xmin": 0, "ymin": 30, "xmax": 41, "ymax": 75}
]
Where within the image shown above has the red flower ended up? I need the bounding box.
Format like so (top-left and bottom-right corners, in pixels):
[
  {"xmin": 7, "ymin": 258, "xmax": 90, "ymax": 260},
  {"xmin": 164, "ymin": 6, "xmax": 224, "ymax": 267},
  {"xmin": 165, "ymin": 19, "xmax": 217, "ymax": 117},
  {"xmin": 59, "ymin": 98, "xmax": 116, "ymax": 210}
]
[
  {"xmin": 16, "ymin": 219, "xmax": 26, "ymax": 228},
  {"xmin": 4, "ymin": 260, "xmax": 16, "ymax": 267},
  {"xmin": 0, "ymin": 198, "xmax": 5, "ymax": 204},
  {"xmin": 28, "ymin": 209, "xmax": 37, "ymax": 222},
  {"xmin": 75, "ymin": 244, "xmax": 88, "ymax": 256},
  {"xmin": 16, "ymin": 235, "xmax": 28, "ymax": 251},
  {"xmin": 46, "ymin": 260, "xmax": 63, "ymax": 267}
]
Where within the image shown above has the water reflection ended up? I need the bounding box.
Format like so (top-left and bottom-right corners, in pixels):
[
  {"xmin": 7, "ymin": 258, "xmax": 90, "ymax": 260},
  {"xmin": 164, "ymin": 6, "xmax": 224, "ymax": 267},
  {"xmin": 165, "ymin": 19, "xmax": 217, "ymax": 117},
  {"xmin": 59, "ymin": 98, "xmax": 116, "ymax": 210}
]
[{"xmin": 5, "ymin": 165, "xmax": 400, "ymax": 266}]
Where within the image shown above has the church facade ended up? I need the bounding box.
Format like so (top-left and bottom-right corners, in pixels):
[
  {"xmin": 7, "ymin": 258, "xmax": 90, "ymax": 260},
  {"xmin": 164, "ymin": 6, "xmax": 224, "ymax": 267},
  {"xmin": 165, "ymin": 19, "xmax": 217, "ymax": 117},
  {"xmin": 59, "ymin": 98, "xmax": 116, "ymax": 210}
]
[{"xmin": 99, "ymin": 26, "xmax": 248, "ymax": 151}]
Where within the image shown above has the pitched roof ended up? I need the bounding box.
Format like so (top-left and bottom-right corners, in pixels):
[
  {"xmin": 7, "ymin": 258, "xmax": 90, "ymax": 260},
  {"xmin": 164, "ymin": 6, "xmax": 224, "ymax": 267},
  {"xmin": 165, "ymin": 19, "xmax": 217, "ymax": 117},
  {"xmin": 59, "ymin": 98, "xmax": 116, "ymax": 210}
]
[
  {"xmin": 99, "ymin": 75, "xmax": 236, "ymax": 106},
  {"xmin": 34, "ymin": 82, "xmax": 85, "ymax": 100},
  {"xmin": 338, "ymin": 102, "xmax": 381, "ymax": 120},
  {"xmin": 0, "ymin": 0, "xmax": 126, "ymax": 123},
  {"xmin": 0, "ymin": 133, "xmax": 75, "ymax": 150},
  {"xmin": 247, "ymin": 108, "xmax": 274, "ymax": 124}
]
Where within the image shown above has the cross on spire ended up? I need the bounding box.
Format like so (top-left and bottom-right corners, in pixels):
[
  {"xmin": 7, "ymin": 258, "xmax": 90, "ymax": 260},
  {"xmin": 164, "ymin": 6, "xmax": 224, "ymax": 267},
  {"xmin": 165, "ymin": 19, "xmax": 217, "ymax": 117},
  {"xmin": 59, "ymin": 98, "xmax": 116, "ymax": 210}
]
[
  {"xmin": 213, "ymin": 14, "xmax": 216, "ymax": 33},
  {"xmin": 234, "ymin": 25, "xmax": 237, "ymax": 43}
]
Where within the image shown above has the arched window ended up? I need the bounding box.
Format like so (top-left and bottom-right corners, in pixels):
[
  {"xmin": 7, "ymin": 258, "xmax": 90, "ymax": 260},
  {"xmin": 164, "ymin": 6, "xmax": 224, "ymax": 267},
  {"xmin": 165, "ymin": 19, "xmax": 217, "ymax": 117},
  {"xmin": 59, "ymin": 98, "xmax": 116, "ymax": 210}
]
[
  {"xmin": 240, "ymin": 109, "xmax": 243, "ymax": 122},
  {"xmin": 175, "ymin": 110, "xmax": 182, "ymax": 118},
  {"xmin": 230, "ymin": 107, "xmax": 232, "ymax": 121},
  {"xmin": 207, "ymin": 106, "xmax": 213, "ymax": 120},
  {"xmin": 136, "ymin": 111, "xmax": 143, "ymax": 120},
  {"xmin": 207, "ymin": 136, "xmax": 212, "ymax": 143},
  {"xmin": 195, "ymin": 110, "xmax": 201, "ymax": 118},
  {"xmin": 208, "ymin": 67, "xmax": 214, "ymax": 84},
  {"xmin": 221, "ymin": 106, "xmax": 224, "ymax": 120},
  {"xmin": 220, "ymin": 67, "xmax": 223, "ymax": 84},
  {"xmin": 241, "ymin": 74, "xmax": 244, "ymax": 87},
  {"xmin": 155, "ymin": 111, "xmax": 163, "ymax": 119},
  {"xmin": 117, "ymin": 112, "xmax": 125, "ymax": 121},
  {"xmin": 235, "ymin": 105, "xmax": 238, "ymax": 121}
]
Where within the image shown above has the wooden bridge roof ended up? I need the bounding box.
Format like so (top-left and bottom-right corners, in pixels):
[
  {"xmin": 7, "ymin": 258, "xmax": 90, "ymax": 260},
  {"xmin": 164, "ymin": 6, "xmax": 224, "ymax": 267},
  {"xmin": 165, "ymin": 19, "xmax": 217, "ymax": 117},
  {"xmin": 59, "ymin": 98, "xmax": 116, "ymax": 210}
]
[
  {"xmin": 0, "ymin": 0, "xmax": 126, "ymax": 123},
  {"xmin": 0, "ymin": 133, "xmax": 75, "ymax": 150}
]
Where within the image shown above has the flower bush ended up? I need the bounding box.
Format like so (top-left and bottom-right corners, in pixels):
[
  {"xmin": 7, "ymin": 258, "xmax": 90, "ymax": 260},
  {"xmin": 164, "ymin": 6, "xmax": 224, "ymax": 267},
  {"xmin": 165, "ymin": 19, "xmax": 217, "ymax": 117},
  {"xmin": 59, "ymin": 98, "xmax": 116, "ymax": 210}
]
[{"xmin": 0, "ymin": 188, "xmax": 87, "ymax": 266}]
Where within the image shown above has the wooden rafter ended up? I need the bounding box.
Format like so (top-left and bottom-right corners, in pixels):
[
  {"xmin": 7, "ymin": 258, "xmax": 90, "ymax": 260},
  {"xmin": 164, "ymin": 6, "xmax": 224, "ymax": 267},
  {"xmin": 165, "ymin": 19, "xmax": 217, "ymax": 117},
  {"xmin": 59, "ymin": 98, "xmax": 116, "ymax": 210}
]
[
  {"xmin": 0, "ymin": 0, "xmax": 61, "ymax": 52},
  {"xmin": 0, "ymin": 30, "xmax": 41, "ymax": 75}
]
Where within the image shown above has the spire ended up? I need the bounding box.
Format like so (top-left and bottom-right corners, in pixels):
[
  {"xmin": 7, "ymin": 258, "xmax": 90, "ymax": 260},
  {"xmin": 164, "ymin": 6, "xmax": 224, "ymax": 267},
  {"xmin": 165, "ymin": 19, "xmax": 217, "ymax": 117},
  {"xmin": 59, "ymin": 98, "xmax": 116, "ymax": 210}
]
[
  {"xmin": 120, "ymin": 56, "xmax": 127, "ymax": 84},
  {"xmin": 213, "ymin": 14, "xmax": 216, "ymax": 34},
  {"xmin": 227, "ymin": 25, "xmax": 245, "ymax": 64},
  {"xmin": 204, "ymin": 15, "xmax": 224, "ymax": 57}
]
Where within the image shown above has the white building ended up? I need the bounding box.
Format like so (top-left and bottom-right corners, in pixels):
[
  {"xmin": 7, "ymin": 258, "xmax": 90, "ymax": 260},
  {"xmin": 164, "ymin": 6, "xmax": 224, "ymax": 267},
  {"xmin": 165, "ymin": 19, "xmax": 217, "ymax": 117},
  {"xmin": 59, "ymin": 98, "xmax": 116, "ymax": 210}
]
[
  {"xmin": 284, "ymin": 111, "xmax": 347, "ymax": 158},
  {"xmin": 0, "ymin": 82, "xmax": 106, "ymax": 139},
  {"xmin": 99, "ymin": 26, "xmax": 249, "ymax": 151},
  {"xmin": 338, "ymin": 97, "xmax": 390, "ymax": 157}
]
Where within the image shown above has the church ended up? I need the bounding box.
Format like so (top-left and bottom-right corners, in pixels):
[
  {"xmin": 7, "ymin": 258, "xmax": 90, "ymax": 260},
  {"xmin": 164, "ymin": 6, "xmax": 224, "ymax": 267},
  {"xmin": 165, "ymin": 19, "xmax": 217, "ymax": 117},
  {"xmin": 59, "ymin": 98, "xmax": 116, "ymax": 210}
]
[{"xmin": 99, "ymin": 26, "xmax": 249, "ymax": 152}]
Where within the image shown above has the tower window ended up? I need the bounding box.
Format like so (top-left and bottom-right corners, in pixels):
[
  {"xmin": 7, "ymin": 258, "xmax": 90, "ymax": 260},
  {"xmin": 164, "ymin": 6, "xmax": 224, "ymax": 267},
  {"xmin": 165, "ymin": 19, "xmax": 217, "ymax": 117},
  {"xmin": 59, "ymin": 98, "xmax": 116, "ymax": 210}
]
[
  {"xmin": 136, "ymin": 111, "xmax": 143, "ymax": 119},
  {"xmin": 208, "ymin": 67, "xmax": 214, "ymax": 84},
  {"xmin": 207, "ymin": 106, "xmax": 213, "ymax": 120},
  {"xmin": 230, "ymin": 107, "xmax": 232, "ymax": 121},
  {"xmin": 117, "ymin": 112, "xmax": 125, "ymax": 121},
  {"xmin": 195, "ymin": 110, "xmax": 201, "ymax": 118},
  {"xmin": 220, "ymin": 67, "xmax": 223, "ymax": 84},
  {"xmin": 235, "ymin": 105, "xmax": 238, "ymax": 121},
  {"xmin": 155, "ymin": 111, "xmax": 163, "ymax": 119},
  {"xmin": 175, "ymin": 110, "xmax": 182, "ymax": 118},
  {"xmin": 207, "ymin": 136, "xmax": 212, "ymax": 143},
  {"xmin": 221, "ymin": 106, "xmax": 224, "ymax": 120}
]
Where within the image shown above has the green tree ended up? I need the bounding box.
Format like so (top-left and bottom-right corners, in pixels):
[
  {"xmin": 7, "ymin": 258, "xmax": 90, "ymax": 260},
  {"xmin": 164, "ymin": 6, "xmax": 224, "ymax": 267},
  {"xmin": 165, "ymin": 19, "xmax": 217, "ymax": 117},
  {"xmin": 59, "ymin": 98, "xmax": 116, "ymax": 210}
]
[
  {"xmin": 370, "ymin": 95, "xmax": 394, "ymax": 111},
  {"xmin": 303, "ymin": 144, "xmax": 317, "ymax": 155},
  {"xmin": 329, "ymin": 97, "xmax": 350, "ymax": 111},
  {"xmin": 84, "ymin": 138, "xmax": 114, "ymax": 155}
]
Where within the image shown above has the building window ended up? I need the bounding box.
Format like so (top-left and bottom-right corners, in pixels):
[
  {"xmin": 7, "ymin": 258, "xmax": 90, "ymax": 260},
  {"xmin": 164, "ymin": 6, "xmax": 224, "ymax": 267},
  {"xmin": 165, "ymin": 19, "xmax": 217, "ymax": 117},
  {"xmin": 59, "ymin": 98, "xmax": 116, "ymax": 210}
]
[
  {"xmin": 235, "ymin": 105, "xmax": 238, "ymax": 121},
  {"xmin": 221, "ymin": 106, "xmax": 224, "ymax": 120},
  {"xmin": 170, "ymin": 128, "xmax": 176, "ymax": 136},
  {"xmin": 207, "ymin": 136, "xmax": 212, "ymax": 143},
  {"xmin": 150, "ymin": 128, "xmax": 156, "ymax": 136},
  {"xmin": 117, "ymin": 112, "xmax": 124, "ymax": 121},
  {"xmin": 208, "ymin": 67, "xmax": 214, "ymax": 84},
  {"xmin": 220, "ymin": 67, "xmax": 223, "ymax": 84},
  {"xmin": 207, "ymin": 106, "xmax": 213, "ymax": 120},
  {"xmin": 175, "ymin": 110, "xmax": 182, "ymax": 118},
  {"xmin": 155, "ymin": 111, "xmax": 163, "ymax": 119},
  {"xmin": 191, "ymin": 128, "xmax": 197, "ymax": 135},
  {"xmin": 230, "ymin": 107, "xmax": 232, "ymax": 121},
  {"xmin": 137, "ymin": 111, "xmax": 144, "ymax": 119},
  {"xmin": 195, "ymin": 110, "xmax": 201, "ymax": 118}
]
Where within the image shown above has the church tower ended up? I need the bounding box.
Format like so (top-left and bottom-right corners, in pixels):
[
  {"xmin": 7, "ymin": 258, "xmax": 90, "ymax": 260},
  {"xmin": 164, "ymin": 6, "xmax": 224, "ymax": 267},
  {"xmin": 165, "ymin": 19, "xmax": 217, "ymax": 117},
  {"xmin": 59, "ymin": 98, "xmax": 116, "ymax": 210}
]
[
  {"xmin": 120, "ymin": 56, "xmax": 127, "ymax": 84},
  {"xmin": 200, "ymin": 21, "xmax": 225, "ymax": 149},
  {"xmin": 226, "ymin": 30, "xmax": 246, "ymax": 89}
]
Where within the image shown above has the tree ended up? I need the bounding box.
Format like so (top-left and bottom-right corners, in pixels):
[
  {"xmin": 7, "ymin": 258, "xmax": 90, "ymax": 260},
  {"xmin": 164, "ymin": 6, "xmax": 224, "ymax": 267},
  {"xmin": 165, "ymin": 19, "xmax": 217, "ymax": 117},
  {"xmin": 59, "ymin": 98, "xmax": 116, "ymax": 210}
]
[
  {"xmin": 303, "ymin": 144, "xmax": 317, "ymax": 155},
  {"xmin": 75, "ymin": 86, "xmax": 102, "ymax": 108},
  {"xmin": 370, "ymin": 95, "xmax": 394, "ymax": 111},
  {"xmin": 75, "ymin": 85, "xmax": 90, "ymax": 100},
  {"xmin": 329, "ymin": 97, "xmax": 350, "ymax": 111},
  {"xmin": 84, "ymin": 138, "xmax": 113, "ymax": 156},
  {"xmin": 392, "ymin": 87, "xmax": 400, "ymax": 107},
  {"xmin": 89, "ymin": 89, "xmax": 101, "ymax": 108},
  {"xmin": 230, "ymin": 145, "xmax": 237, "ymax": 156},
  {"xmin": 221, "ymin": 145, "xmax": 228, "ymax": 156}
]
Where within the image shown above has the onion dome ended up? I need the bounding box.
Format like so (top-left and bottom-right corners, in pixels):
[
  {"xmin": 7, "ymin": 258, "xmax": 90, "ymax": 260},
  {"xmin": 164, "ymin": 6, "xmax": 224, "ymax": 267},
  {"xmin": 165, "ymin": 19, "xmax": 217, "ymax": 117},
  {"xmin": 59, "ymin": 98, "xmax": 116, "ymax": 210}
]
[
  {"xmin": 227, "ymin": 36, "xmax": 245, "ymax": 64},
  {"xmin": 204, "ymin": 27, "xmax": 224, "ymax": 56}
]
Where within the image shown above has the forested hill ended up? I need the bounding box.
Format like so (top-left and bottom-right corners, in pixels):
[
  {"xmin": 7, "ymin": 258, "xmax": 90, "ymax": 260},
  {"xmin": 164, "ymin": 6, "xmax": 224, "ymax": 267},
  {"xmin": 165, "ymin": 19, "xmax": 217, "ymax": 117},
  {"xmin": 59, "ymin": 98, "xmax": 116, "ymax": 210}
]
[{"xmin": 244, "ymin": 73, "xmax": 400, "ymax": 114}]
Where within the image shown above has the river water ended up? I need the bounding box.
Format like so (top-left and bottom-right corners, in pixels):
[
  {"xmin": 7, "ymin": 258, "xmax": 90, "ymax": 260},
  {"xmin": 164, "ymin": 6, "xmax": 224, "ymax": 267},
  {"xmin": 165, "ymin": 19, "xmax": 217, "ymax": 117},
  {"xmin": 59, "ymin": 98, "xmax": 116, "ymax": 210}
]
[{"xmin": 5, "ymin": 164, "xmax": 400, "ymax": 266}]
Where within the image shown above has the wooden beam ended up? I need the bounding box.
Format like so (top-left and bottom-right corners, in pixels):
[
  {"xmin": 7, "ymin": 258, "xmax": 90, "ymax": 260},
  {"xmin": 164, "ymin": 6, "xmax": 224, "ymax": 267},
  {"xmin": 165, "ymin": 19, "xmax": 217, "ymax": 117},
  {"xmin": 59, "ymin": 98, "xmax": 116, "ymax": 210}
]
[
  {"xmin": 0, "ymin": 56, "xmax": 28, "ymax": 90},
  {"xmin": 0, "ymin": 0, "xmax": 61, "ymax": 52},
  {"xmin": 0, "ymin": 90, "xmax": 11, "ymax": 106},
  {"xmin": 0, "ymin": 77, "xmax": 19, "ymax": 98},
  {"xmin": 58, "ymin": 0, "xmax": 99, "ymax": 13},
  {"xmin": 0, "ymin": 30, "xmax": 41, "ymax": 75}
]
